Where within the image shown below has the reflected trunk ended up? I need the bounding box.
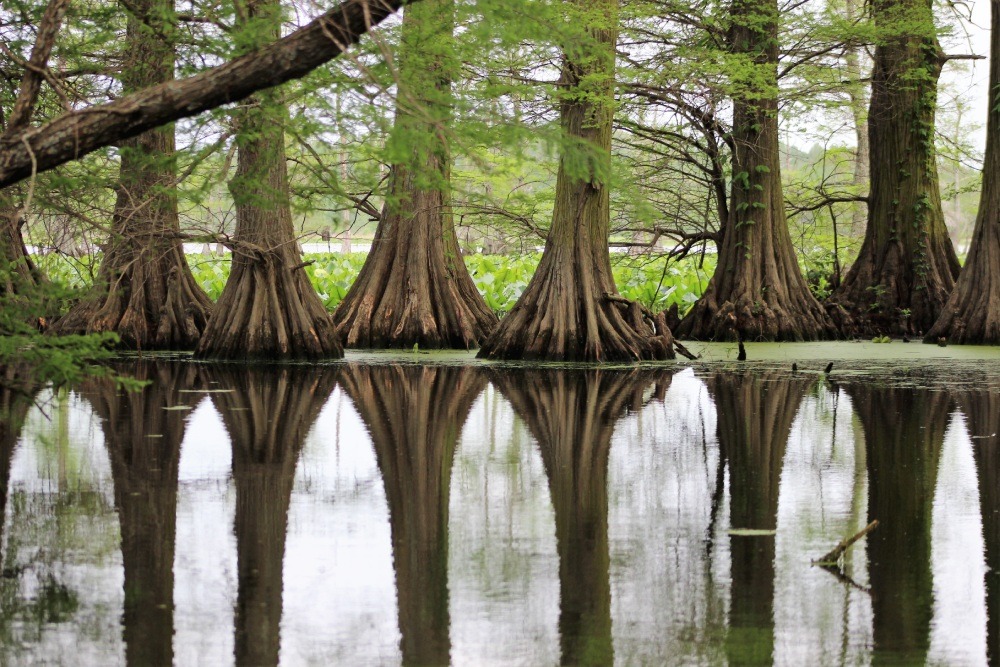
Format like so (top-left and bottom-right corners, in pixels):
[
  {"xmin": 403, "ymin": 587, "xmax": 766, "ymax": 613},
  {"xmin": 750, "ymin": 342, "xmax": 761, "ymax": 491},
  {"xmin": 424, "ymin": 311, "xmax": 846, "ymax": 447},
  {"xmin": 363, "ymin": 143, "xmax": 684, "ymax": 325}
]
[
  {"xmin": 846, "ymin": 384, "xmax": 949, "ymax": 664},
  {"xmin": 707, "ymin": 371, "xmax": 811, "ymax": 664},
  {"xmin": 958, "ymin": 388, "xmax": 1000, "ymax": 665},
  {"xmin": 208, "ymin": 365, "xmax": 337, "ymax": 667},
  {"xmin": 0, "ymin": 366, "xmax": 38, "ymax": 559},
  {"xmin": 80, "ymin": 360, "xmax": 197, "ymax": 666},
  {"xmin": 339, "ymin": 364, "xmax": 487, "ymax": 666},
  {"xmin": 491, "ymin": 367, "xmax": 673, "ymax": 665}
]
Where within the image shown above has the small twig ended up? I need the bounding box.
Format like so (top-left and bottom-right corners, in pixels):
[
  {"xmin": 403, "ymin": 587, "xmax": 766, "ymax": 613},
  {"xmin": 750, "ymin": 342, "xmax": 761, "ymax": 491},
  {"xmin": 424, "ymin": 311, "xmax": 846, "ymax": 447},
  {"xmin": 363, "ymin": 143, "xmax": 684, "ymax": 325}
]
[
  {"xmin": 289, "ymin": 260, "xmax": 315, "ymax": 273},
  {"xmin": 673, "ymin": 339, "xmax": 699, "ymax": 360},
  {"xmin": 812, "ymin": 519, "xmax": 878, "ymax": 566}
]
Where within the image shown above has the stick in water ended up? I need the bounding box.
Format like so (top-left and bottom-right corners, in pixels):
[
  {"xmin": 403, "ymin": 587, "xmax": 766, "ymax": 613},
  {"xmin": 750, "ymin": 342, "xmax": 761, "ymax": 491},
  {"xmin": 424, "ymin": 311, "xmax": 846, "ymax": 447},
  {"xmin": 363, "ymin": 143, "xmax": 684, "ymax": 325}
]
[{"xmin": 812, "ymin": 520, "xmax": 879, "ymax": 566}]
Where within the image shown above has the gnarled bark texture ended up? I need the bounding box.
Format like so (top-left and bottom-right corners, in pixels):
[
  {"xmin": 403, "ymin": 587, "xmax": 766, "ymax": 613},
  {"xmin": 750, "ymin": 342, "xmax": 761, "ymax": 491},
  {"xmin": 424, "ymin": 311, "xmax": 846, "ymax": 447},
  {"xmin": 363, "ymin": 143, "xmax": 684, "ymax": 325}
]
[
  {"xmin": 925, "ymin": 3, "xmax": 1000, "ymax": 344},
  {"xmin": 477, "ymin": 0, "xmax": 675, "ymax": 362},
  {"xmin": 491, "ymin": 367, "xmax": 673, "ymax": 665},
  {"xmin": 707, "ymin": 371, "xmax": 810, "ymax": 664},
  {"xmin": 846, "ymin": 384, "xmax": 949, "ymax": 664},
  {"xmin": 208, "ymin": 364, "xmax": 337, "ymax": 667},
  {"xmin": 340, "ymin": 364, "xmax": 486, "ymax": 665},
  {"xmin": 676, "ymin": 0, "xmax": 836, "ymax": 342},
  {"xmin": 333, "ymin": 0, "xmax": 497, "ymax": 349},
  {"xmin": 51, "ymin": 0, "xmax": 212, "ymax": 349},
  {"xmin": 195, "ymin": 0, "xmax": 341, "ymax": 360},
  {"xmin": 80, "ymin": 361, "xmax": 196, "ymax": 666},
  {"xmin": 830, "ymin": 0, "xmax": 959, "ymax": 336}
]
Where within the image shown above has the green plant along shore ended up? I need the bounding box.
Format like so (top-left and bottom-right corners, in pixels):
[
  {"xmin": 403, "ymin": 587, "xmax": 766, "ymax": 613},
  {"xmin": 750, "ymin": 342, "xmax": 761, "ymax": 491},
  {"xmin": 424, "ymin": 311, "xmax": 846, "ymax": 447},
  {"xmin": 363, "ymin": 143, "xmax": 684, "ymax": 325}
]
[{"xmin": 35, "ymin": 252, "xmax": 717, "ymax": 321}]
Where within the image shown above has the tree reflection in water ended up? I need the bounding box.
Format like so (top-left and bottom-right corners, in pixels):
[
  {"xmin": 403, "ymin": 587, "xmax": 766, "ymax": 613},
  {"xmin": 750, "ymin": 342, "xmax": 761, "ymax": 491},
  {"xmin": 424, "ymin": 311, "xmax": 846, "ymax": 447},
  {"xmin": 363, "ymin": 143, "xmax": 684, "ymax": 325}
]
[
  {"xmin": 340, "ymin": 363, "xmax": 487, "ymax": 667},
  {"xmin": 207, "ymin": 364, "xmax": 337, "ymax": 667},
  {"xmin": 707, "ymin": 370, "xmax": 811, "ymax": 665},
  {"xmin": 81, "ymin": 361, "xmax": 200, "ymax": 666},
  {"xmin": 845, "ymin": 383, "xmax": 950, "ymax": 665},
  {"xmin": 0, "ymin": 365, "xmax": 38, "ymax": 578},
  {"xmin": 491, "ymin": 367, "xmax": 673, "ymax": 666}
]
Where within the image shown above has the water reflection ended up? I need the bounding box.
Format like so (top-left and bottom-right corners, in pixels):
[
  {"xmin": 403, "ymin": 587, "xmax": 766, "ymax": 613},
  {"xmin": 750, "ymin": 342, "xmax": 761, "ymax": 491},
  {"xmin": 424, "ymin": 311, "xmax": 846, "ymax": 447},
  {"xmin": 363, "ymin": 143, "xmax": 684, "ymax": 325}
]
[
  {"xmin": 207, "ymin": 364, "xmax": 337, "ymax": 667},
  {"xmin": 708, "ymin": 371, "xmax": 812, "ymax": 665},
  {"xmin": 845, "ymin": 384, "xmax": 951, "ymax": 665},
  {"xmin": 960, "ymin": 388, "xmax": 1000, "ymax": 665},
  {"xmin": 0, "ymin": 366, "xmax": 39, "ymax": 564},
  {"xmin": 80, "ymin": 361, "xmax": 198, "ymax": 666},
  {"xmin": 340, "ymin": 364, "xmax": 487, "ymax": 666},
  {"xmin": 491, "ymin": 367, "xmax": 673, "ymax": 666}
]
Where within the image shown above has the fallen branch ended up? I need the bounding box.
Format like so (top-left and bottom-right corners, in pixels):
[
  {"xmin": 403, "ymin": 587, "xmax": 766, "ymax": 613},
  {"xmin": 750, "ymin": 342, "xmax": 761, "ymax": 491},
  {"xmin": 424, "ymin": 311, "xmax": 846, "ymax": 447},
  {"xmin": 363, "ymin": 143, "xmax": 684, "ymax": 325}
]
[{"xmin": 812, "ymin": 519, "xmax": 878, "ymax": 566}]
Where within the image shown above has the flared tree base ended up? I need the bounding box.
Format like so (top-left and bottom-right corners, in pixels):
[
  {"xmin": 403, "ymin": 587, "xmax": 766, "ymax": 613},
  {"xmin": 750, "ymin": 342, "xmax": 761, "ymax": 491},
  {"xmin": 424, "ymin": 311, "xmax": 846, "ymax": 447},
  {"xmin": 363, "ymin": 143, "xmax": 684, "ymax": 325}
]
[{"xmin": 195, "ymin": 250, "xmax": 342, "ymax": 360}]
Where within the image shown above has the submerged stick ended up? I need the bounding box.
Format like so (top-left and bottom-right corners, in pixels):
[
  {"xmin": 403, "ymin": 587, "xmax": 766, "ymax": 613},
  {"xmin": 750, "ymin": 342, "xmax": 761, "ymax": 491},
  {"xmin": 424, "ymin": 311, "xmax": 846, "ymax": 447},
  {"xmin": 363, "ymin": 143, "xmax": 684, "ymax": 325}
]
[
  {"xmin": 812, "ymin": 519, "xmax": 878, "ymax": 566},
  {"xmin": 674, "ymin": 340, "xmax": 699, "ymax": 360}
]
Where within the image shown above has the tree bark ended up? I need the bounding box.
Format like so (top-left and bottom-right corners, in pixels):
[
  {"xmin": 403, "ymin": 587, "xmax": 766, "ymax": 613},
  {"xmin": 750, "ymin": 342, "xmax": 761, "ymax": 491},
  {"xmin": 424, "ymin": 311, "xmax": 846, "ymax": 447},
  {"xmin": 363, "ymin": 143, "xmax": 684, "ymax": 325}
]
[
  {"xmin": 675, "ymin": 0, "xmax": 836, "ymax": 341},
  {"xmin": 50, "ymin": 0, "xmax": 213, "ymax": 349},
  {"xmin": 80, "ymin": 360, "xmax": 196, "ymax": 667},
  {"xmin": 195, "ymin": 0, "xmax": 341, "ymax": 360},
  {"xmin": 924, "ymin": 2, "xmax": 1000, "ymax": 344},
  {"xmin": 707, "ymin": 371, "xmax": 811, "ymax": 664},
  {"xmin": 0, "ymin": 0, "xmax": 408, "ymax": 190},
  {"xmin": 339, "ymin": 363, "xmax": 486, "ymax": 665},
  {"xmin": 207, "ymin": 364, "xmax": 337, "ymax": 667},
  {"xmin": 491, "ymin": 367, "xmax": 673, "ymax": 665},
  {"xmin": 478, "ymin": 0, "xmax": 675, "ymax": 361},
  {"xmin": 830, "ymin": 0, "xmax": 960, "ymax": 336},
  {"xmin": 333, "ymin": 0, "xmax": 497, "ymax": 349},
  {"xmin": 845, "ymin": 384, "xmax": 949, "ymax": 663}
]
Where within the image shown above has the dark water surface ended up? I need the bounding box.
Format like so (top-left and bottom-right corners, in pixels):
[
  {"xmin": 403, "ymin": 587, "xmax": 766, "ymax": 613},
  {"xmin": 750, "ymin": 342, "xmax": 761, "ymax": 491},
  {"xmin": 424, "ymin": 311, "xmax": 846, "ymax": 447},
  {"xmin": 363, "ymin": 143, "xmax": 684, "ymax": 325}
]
[{"xmin": 1, "ymin": 348, "xmax": 999, "ymax": 665}]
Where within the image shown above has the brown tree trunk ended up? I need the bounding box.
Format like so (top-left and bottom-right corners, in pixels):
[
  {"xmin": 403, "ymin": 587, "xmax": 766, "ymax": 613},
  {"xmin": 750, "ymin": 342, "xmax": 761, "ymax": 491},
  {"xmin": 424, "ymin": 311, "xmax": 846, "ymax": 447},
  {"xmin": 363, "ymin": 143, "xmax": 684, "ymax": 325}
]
[
  {"xmin": 477, "ymin": 0, "xmax": 675, "ymax": 362},
  {"xmin": 333, "ymin": 0, "xmax": 497, "ymax": 349},
  {"xmin": 958, "ymin": 387, "xmax": 1000, "ymax": 665},
  {"xmin": 830, "ymin": 0, "xmax": 960, "ymax": 336},
  {"xmin": 707, "ymin": 371, "xmax": 811, "ymax": 663},
  {"xmin": 80, "ymin": 361, "xmax": 195, "ymax": 667},
  {"xmin": 925, "ymin": 2, "xmax": 1000, "ymax": 344},
  {"xmin": 845, "ymin": 384, "xmax": 949, "ymax": 663},
  {"xmin": 0, "ymin": 194, "xmax": 44, "ymax": 298},
  {"xmin": 195, "ymin": 0, "xmax": 341, "ymax": 360},
  {"xmin": 339, "ymin": 364, "xmax": 486, "ymax": 665},
  {"xmin": 491, "ymin": 367, "xmax": 673, "ymax": 665},
  {"xmin": 207, "ymin": 364, "xmax": 337, "ymax": 667},
  {"xmin": 676, "ymin": 0, "xmax": 836, "ymax": 341},
  {"xmin": 51, "ymin": 0, "xmax": 213, "ymax": 349}
]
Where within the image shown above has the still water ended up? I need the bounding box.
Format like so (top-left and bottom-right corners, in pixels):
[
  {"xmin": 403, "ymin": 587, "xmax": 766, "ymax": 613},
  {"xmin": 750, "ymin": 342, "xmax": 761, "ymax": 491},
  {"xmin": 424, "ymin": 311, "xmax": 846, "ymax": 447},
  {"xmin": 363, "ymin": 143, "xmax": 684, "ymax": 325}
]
[{"xmin": 0, "ymin": 350, "xmax": 998, "ymax": 665}]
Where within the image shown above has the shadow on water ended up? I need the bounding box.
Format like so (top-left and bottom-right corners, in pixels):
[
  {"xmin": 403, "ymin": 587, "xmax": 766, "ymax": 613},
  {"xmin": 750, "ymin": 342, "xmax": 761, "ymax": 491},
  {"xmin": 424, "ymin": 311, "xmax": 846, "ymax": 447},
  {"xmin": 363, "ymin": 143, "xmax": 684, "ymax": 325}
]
[
  {"xmin": 206, "ymin": 364, "xmax": 338, "ymax": 667},
  {"xmin": 78, "ymin": 360, "xmax": 198, "ymax": 667},
  {"xmin": 339, "ymin": 363, "xmax": 487, "ymax": 667},
  {"xmin": 843, "ymin": 382, "xmax": 950, "ymax": 665},
  {"xmin": 490, "ymin": 366, "xmax": 673, "ymax": 667},
  {"xmin": 707, "ymin": 370, "xmax": 812, "ymax": 665}
]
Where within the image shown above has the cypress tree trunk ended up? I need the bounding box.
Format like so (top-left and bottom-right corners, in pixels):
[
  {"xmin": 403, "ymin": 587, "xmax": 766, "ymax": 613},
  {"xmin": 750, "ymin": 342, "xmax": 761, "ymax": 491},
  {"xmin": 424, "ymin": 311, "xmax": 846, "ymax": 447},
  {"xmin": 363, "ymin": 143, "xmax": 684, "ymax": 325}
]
[
  {"xmin": 490, "ymin": 367, "xmax": 673, "ymax": 665},
  {"xmin": 707, "ymin": 371, "xmax": 810, "ymax": 663},
  {"xmin": 0, "ymin": 194, "xmax": 45, "ymax": 300},
  {"xmin": 845, "ymin": 384, "xmax": 948, "ymax": 663},
  {"xmin": 81, "ymin": 361, "xmax": 194, "ymax": 667},
  {"xmin": 50, "ymin": 0, "xmax": 213, "ymax": 349},
  {"xmin": 845, "ymin": 0, "xmax": 870, "ymax": 238},
  {"xmin": 676, "ymin": 0, "xmax": 836, "ymax": 341},
  {"xmin": 208, "ymin": 365, "xmax": 337, "ymax": 667},
  {"xmin": 340, "ymin": 364, "xmax": 486, "ymax": 666},
  {"xmin": 830, "ymin": 0, "xmax": 959, "ymax": 336},
  {"xmin": 477, "ymin": 0, "xmax": 675, "ymax": 362},
  {"xmin": 925, "ymin": 2, "xmax": 1000, "ymax": 344},
  {"xmin": 195, "ymin": 0, "xmax": 341, "ymax": 360},
  {"xmin": 333, "ymin": 0, "xmax": 497, "ymax": 349}
]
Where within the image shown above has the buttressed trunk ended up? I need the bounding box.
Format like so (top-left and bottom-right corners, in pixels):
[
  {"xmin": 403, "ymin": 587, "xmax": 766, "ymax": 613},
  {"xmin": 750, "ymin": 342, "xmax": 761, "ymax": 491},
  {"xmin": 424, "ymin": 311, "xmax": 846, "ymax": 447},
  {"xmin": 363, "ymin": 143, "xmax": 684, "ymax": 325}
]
[
  {"xmin": 333, "ymin": 0, "xmax": 497, "ymax": 349},
  {"xmin": 477, "ymin": 0, "xmax": 676, "ymax": 361},
  {"xmin": 207, "ymin": 364, "xmax": 338, "ymax": 667},
  {"xmin": 491, "ymin": 367, "xmax": 673, "ymax": 665},
  {"xmin": 845, "ymin": 384, "xmax": 949, "ymax": 663},
  {"xmin": 925, "ymin": 1, "xmax": 1000, "ymax": 344},
  {"xmin": 340, "ymin": 364, "xmax": 487, "ymax": 665},
  {"xmin": 195, "ymin": 0, "xmax": 341, "ymax": 360},
  {"xmin": 707, "ymin": 371, "xmax": 811, "ymax": 664},
  {"xmin": 676, "ymin": 0, "xmax": 836, "ymax": 341},
  {"xmin": 81, "ymin": 361, "xmax": 196, "ymax": 666},
  {"xmin": 50, "ymin": 0, "xmax": 213, "ymax": 349},
  {"xmin": 831, "ymin": 0, "xmax": 959, "ymax": 336}
]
